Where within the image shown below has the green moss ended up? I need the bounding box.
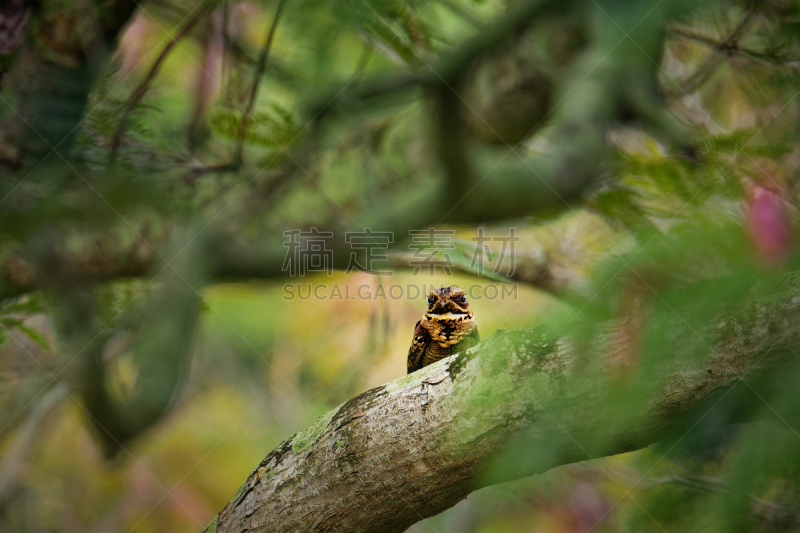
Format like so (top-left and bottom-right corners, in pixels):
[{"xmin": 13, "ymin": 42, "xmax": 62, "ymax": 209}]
[
  {"xmin": 336, "ymin": 439, "xmax": 346, "ymax": 448},
  {"xmin": 230, "ymin": 481, "xmax": 247, "ymax": 504},
  {"xmin": 471, "ymin": 371, "xmax": 514, "ymax": 403},
  {"xmin": 290, "ymin": 403, "xmax": 343, "ymax": 455},
  {"xmin": 383, "ymin": 357, "xmax": 451, "ymax": 394},
  {"xmin": 527, "ymin": 373, "xmax": 550, "ymax": 398},
  {"xmin": 259, "ymin": 464, "xmax": 275, "ymax": 482},
  {"xmin": 202, "ymin": 516, "xmax": 218, "ymax": 533}
]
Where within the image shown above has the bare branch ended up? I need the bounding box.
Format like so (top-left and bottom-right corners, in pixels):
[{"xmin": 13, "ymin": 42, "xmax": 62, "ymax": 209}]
[
  {"xmin": 233, "ymin": 0, "xmax": 288, "ymax": 166},
  {"xmin": 667, "ymin": 12, "xmax": 755, "ymax": 98},
  {"xmin": 670, "ymin": 24, "xmax": 800, "ymax": 70},
  {"xmin": 108, "ymin": 5, "xmax": 210, "ymax": 166}
]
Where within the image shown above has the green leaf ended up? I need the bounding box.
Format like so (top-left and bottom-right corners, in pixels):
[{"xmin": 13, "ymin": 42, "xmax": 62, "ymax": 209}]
[
  {"xmin": 209, "ymin": 103, "xmax": 302, "ymax": 148},
  {"xmin": 16, "ymin": 323, "xmax": 50, "ymax": 350}
]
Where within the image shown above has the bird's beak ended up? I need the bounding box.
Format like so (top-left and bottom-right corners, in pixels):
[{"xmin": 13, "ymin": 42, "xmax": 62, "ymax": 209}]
[{"xmin": 434, "ymin": 299, "xmax": 448, "ymax": 313}]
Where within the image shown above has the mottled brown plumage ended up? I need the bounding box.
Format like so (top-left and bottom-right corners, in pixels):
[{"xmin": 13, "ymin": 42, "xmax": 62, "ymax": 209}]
[{"xmin": 407, "ymin": 287, "xmax": 479, "ymax": 374}]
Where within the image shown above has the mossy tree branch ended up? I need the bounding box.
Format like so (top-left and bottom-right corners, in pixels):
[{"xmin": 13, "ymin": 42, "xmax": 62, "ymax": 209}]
[{"xmin": 206, "ymin": 271, "xmax": 800, "ymax": 533}]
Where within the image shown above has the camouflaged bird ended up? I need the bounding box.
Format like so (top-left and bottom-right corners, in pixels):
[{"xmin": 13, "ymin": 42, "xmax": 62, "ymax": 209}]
[{"xmin": 407, "ymin": 287, "xmax": 479, "ymax": 374}]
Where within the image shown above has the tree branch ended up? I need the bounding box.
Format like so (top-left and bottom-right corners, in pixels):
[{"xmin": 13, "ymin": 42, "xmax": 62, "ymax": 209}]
[
  {"xmin": 233, "ymin": 0, "xmax": 288, "ymax": 166},
  {"xmin": 667, "ymin": 12, "xmax": 755, "ymax": 98},
  {"xmin": 109, "ymin": 5, "xmax": 210, "ymax": 166},
  {"xmin": 670, "ymin": 25, "xmax": 798, "ymax": 67},
  {"xmin": 0, "ymin": 209, "xmax": 628, "ymax": 303},
  {"xmin": 206, "ymin": 271, "xmax": 800, "ymax": 533}
]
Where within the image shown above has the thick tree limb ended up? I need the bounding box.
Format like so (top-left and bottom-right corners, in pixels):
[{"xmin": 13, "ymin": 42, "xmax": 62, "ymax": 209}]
[
  {"xmin": 0, "ymin": 210, "xmax": 628, "ymax": 303},
  {"xmin": 207, "ymin": 272, "xmax": 800, "ymax": 532}
]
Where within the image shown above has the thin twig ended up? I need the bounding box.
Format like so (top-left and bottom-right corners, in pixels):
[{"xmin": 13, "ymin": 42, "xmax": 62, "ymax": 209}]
[
  {"xmin": 671, "ymin": 25, "xmax": 796, "ymax": 66},
  {"xmin": 233, "ymin": 0, "xmax": 288, "ymax": 167},
  {"xmin": 221, "ymin": 0, "xmax": 231, "ymax": 91},
  {"xmin": 308, "ymin": 0, "xmax": 560, "ymax": 120},
  {"xmin": 108, "ymin": 6, "xmax": 209, "ymax": 167},
  {"xmin": 182, "ymin": 162, "xmax": 239, "ymax": 183},
  {"xmin": 668, "ymin": 12, "xmax": 755, "ymax": 99}
]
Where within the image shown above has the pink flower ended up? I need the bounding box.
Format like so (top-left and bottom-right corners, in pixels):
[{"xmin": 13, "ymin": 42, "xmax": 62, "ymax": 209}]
[{"xmin": 746, "ymin": 184, "xmax": 792, "ymax": 265}]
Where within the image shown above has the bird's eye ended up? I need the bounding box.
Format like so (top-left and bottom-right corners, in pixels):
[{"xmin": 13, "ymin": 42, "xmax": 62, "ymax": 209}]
[
  {"xmin": 459, "ymin": 295, "xmax": 466, "ymax": 303},
  {"xmin": 428, "ymin": 295, "xmax": 435, "ymax": 304}
]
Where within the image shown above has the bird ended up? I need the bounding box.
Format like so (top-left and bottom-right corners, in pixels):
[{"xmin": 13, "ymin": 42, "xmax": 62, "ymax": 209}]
[{"xmin": 407, "ymin": 287, "xmax": 479, "ymax": 374}]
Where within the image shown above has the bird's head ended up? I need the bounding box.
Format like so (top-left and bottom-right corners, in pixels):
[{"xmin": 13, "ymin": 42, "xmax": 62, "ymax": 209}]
[{"xmin": 426, "ymin": 287, "xmax": 473, "ymax": 318}]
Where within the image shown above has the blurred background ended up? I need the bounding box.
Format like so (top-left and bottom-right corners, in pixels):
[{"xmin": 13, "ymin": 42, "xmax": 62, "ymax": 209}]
[{"xmin": 3, "ymin": 0, "xmax": 800, "ymax": 531}]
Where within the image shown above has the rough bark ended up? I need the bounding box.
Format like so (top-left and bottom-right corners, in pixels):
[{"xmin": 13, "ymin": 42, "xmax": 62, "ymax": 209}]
[{"xmin": 207, "ymin": 272, "xmax": 800, "ymax": 533}]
